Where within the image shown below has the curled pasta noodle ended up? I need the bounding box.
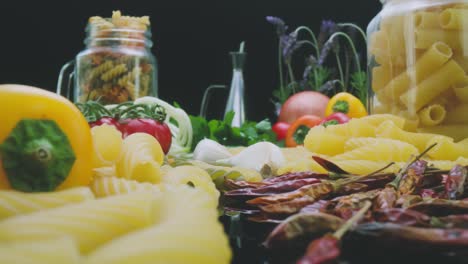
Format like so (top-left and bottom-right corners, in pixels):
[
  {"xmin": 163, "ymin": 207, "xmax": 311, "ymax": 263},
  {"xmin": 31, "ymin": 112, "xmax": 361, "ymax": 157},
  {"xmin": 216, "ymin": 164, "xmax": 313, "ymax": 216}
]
[
  {"xmin": 332, "ymin": 140, "xmax": 419, "ymax": 162},
  {"xmin": 0, "ymin": 187, "xmax": 94, "ymax": 220},
  {"xmin": 400, "ymin": 60, "xmax": 465, "ymax": 112},
  {"xmin": 88, "ymin": 60, "xmax": 114, "ymax": 80},
  {"xmin": 91, "ymin": 124, "xmax": 123, "ymax": 168},
  {"xmin": 0, "ymin": 192, "xmax": 157, "ymax": 254},
  {"xmin": 115, "ymin": 133, "xmax": 164, "ymax": 184},
  {"xmin": 0, "ymin": 237, "xmax": 80, "ymax": 264},
  {"xmin": 101, "ymin": 63, "xmax": 128, "ymax": 82},
  {"xmin": 90, "ymin": 176, "xmax": 162, "ymax": 198},
  {"xmin": 162, "ymin": 165, "xmax": 219, "ymax": 201},
  {"xmin": 418, "ymin": 104, "xmax": 447, "ymax": 126},
  {"xmin": 84, "ymin": 188, "xmax": 231, "ymax": 264}
]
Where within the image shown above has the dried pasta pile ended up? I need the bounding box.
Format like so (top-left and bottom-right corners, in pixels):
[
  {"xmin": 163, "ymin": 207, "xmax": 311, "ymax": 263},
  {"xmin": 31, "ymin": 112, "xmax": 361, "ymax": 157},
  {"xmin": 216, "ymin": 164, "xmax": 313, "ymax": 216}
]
[
  {"xmin": 0, "ymin": 124, "xmax": 231, "ymax": 264},
  {"xmin": 279, "ymin": 114, "xmax": 468, "ymax": 175},
  {"xmin": 369, "ymin": 3, "xmax": 468, "ymax": 140}
]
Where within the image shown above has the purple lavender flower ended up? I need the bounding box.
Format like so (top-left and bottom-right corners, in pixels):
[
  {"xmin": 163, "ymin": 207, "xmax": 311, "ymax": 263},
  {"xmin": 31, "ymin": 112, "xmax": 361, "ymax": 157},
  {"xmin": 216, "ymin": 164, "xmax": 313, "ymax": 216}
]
[
  {"xmin": 266, "ymin": 16, "xmax": 288, "ymax": 36},
  {"xmin": 280, "ymin": 31, "xmax": 305, "ymax": 63},
  {"xmin": 321, "ymin": 20, "xmax": 338, "ymax": 35}
]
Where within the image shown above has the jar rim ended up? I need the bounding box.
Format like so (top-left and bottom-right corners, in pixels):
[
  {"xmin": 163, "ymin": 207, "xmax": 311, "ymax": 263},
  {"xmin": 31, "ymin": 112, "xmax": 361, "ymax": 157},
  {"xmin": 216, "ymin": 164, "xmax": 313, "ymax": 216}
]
[{"xmin": 84, "ymin": 23, "xmax": 153, "ymax": 48}]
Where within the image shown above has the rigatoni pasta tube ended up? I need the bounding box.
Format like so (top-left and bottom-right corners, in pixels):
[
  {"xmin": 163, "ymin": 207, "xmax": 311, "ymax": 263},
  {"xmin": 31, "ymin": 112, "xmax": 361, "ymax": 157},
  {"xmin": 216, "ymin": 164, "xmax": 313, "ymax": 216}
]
[
  {"xmin": 439, "ymin": 8, "xmax": 468, "ymax": 29},
  {"xmin": 400, "ymin": 60, "xmax": 465, "ymax": 112},
  {"xmin": 417, "ymin": 124, "xmax": 468, "ymax": 142},
  {"xmin": 444, "ymin": 104, "xmax": 468, "ymax": 124},
  {"xmin": 418, "ymin": 104, "xmax": 447, "ymax": 126},
  {"xmin": 454, "ymin": 87, "xmax": 468, "ymax": 103},
  {"xmin": 414, "ymin": 11, "xmax": 441, "ymax": 29},
  {"xmin": 372, "ymin": 65, "xmax": 404, "ymax": 92},
  {"xmin": 369, "ymin": 30, "xmax": 406, "ymax": 67},
  {"xmin": 381, "ymin": 42, "xmax": 452, "ymax": 101},
  {"xmin": 415, "ymin": 29, "xmax": 461, "ymax": 50}
]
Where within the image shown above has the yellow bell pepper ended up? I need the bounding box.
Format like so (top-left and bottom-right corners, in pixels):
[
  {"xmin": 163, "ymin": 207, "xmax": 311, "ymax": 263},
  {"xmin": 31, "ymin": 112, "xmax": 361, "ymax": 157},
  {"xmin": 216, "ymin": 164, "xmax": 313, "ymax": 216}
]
[
  {"xmin": 325, "ymin": 92, "xmax": 368, "ymax": 118},
  {"xmin": 0, "ymin": 84, "xmax": 93, "ymax": 191}
]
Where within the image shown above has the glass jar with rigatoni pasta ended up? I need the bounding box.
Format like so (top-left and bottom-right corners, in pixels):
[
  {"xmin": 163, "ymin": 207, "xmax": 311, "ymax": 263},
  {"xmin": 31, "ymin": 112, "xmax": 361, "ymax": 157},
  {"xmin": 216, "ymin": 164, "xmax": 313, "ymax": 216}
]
[
  {"xmin": 71, "ymin": 11, "xmax": 157, "ymax": 104},
  {"xmin": 367, "ymin": 0, "xmax": 468, "ymax": 141}
]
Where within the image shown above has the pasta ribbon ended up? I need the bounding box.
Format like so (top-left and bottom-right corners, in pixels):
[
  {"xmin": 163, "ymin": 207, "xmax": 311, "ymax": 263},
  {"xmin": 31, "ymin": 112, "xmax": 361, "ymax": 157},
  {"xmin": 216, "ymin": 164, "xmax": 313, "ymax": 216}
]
[{"xmin": 115, "ymin": 133, "xmax": 164, "ymax": 184}]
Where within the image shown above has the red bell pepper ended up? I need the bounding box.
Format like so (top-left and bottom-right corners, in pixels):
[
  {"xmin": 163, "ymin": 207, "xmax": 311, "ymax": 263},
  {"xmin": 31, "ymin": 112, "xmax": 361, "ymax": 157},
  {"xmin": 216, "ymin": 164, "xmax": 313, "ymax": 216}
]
[{"xmin": 320, "ymin": 112, "xmax": 350, "ymax": 127}]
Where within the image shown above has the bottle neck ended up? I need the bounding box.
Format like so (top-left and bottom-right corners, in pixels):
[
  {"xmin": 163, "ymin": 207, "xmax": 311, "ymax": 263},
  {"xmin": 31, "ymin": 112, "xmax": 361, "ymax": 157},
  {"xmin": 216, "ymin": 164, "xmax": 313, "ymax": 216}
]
[{"xmin": 84, "ymin": 23, "xmax": 153, "ymax": 49}]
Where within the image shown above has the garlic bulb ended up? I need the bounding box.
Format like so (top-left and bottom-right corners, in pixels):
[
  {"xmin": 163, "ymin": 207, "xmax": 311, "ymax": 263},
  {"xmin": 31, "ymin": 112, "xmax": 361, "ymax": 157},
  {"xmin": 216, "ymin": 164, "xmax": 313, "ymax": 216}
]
[
  {"xmin": 217, "ymin": 142, "xmax": 286, "ymax": 173},
  {"xmin": 193, "ymin": 139, "xmax": 233, "ymax": 164}
]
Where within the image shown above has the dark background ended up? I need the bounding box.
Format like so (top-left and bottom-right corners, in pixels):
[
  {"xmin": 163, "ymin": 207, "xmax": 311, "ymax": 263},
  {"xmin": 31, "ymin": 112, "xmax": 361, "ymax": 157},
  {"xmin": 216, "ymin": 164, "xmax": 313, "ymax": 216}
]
[{"xmin": 0, "ymin": 0, "xmax": 381, "ymax": 121}]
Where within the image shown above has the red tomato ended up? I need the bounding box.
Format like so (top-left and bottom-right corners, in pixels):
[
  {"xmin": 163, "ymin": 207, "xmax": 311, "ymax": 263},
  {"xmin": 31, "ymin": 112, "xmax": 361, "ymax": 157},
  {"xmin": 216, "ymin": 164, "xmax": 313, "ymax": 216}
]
[
  {"xmin": 120, "ymin": 118, "xmax": 172, "ymax": 154},
  {"xmin": 272, "ymin": 122, "xmax": 290, "ymax": 141},
  {"xmin": 89, "ymin": 117, "xmax": 122, "ymax": 131},
  {"xmin": 279, "ymin": 91, "xmax": 330, "ymax": 124},
  {"xmin": 285, "ymin": 115, "xmax": 322, "ymax": 147}
]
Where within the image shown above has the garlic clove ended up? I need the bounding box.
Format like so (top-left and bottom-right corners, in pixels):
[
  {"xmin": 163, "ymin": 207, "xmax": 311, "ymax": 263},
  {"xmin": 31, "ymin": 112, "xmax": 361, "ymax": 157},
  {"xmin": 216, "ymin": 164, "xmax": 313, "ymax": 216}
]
[
  {"xmin": 193, "ymin": 139, "xmax": 233, "ymax": 164},
  {"xmin": 217, "ymin": 142, "xmax": 286, "ymax": 173}
]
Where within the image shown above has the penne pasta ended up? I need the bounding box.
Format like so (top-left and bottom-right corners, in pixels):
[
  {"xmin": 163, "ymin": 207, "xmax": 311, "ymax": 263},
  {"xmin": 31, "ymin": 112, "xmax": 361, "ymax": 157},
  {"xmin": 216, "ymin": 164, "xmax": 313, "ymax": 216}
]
[
  {"xmin": 426, "ymin": 135, "xmax": 468, "ymax": 160},
  {"xmin": 453, "ymin": 87, "xmax": 468, "ymax": 103},
  {"xmin": 400, "ymin": 60, "xmax": 465, "ymax": 112}
]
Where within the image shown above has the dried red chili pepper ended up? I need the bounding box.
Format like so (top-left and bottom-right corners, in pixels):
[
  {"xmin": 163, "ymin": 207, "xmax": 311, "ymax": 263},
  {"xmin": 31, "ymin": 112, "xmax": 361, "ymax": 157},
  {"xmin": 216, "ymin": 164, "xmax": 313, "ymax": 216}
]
[
  {"xmin": 296, "ymin": 235, "xmax": 340, "ymax": 264},
  {"xmin": 431, "ymin": 214, "xmax": 468, "ymax": 229},
  {"xmin": 397, "ymin": 160, "xmax": 427, "ymax": 196},
  {"xmin": 408, "ymin": 199, "xmax": 468, "ymax": 216},
  {"xmin": 263, "ymin": 171, "xmax": 330, "ymax": 184},
  {"xmin": 372, "ymin": 208, "xmax": 431, "ymax": 227},
  {"xmin": 224, "ymin": 179, "xmax": 267, "ymax": 190},
  {"xmin": 225, "ymin": 178, "xmax": 322, "ymax": 198},
  {"xmin": 263, "ymin": 212, "xmax": 343, "ymax": 250},
  {"xmin": 260, "ymin": 196, "xmax": 318, "ymax": 215},
  {"xmin": 373, "ymin": 187, "xmax": 398, "ymax": 210}
]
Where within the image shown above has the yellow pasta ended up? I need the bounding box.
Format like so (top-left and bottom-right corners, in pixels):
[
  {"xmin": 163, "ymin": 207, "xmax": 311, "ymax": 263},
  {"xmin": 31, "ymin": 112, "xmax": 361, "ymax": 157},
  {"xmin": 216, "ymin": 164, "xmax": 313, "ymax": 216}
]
[
  {"xmin": 0, "ymin": 237, "xmax": 80, "ymax": 264},
  {"xmin": 115, "ymin": 133, "xmax": 164, "ymax": 184},
  {"xmin": 304, "ymin": 125, "xmax": 347, "ymax": 155},
  {"xmin": 0, "ymin": 192, "xmax": 157, "ymax": 254},
  {"xmin": 396, "ymin": 110, "xmax": 420, "ymax": 131},
  {"xmin": 333, "ymin": 140, "xmax": 419, "ymax": 162},
  {"xmin": 414, "ymin": 11, "xmax": 441, "ymax": 29},
  {"xmin": 162, "ymin": 165, "xmax": 219, "ymax": 201},
  {"xmin": 439, "ymin": 8, "xmax": 468, "ymax": 29},
  {"xmin": 444, "ymin": 104, "xmax": 468, "ymax": 124},
  {"xmin": 0, "ymin": 187, "xmax": 94, "ymax": 220},
  {"xmin": 91, "ymin": 124, "xmax": 123, "ymax": 167},
  {"xmin": 361, "ymin": 114, "xmax": 407, "ymax": 129},
  {"xmin": 418, "ymin": 125, "xmax": 468, "ymax": 141},
  {"xmin": 370, "ymin": 30, "xmax": 406, "ymax": 67},
  {"xmin": 428, "ymin": 157, "xmax": 468, "ymax": 170},
  {"xmin": 344, "ymin": 137, "xmax": 413, "ymax": 152},
  {"xmin": 376, "ymin": 120, "xmax": 438, "ymax": 152},
  {"xmin": 371, "ymin": 65, "xmax": 405, "ymax": 92},
  {"xmin": 454, "ymin": 87, "xmax": 468, "ymax": 103},
  {"xmin": 453, "ymin": 54, "xmax": 468, "ymax": 73},
  {"xmin": 426, "ymin": 135, "xmax": 468, "ymax": 160},
  {"xmin": 418, "ymin": 104, "xmax": 447, "ymax": 126},
  {"xmin": 101, "ymin": 64, "xmax": 128, "ymax": 82},
  {"xmin": 84, "ymin": 187, "xmax": 231, "ymax": 264},
  {"xmin": 400, "ymin": 60, "xmax": 465, "ymax": 112},
  {"xmin": 88, "ymin": 60, "xmax": 114, "ymax": 80},
  {"xmin": 90, "ymin": 176, "xmax": 162, "ymax": 198},
  {"xmin": 277, "ymin": 159, "xmax": 326, "ymax": 175},
  {"xmin": 381, "ymin": 42, "xmax": 453, "ymax": 102},
  {"xmin": 415, "ymin": 29, "xmax": 461, "ymax": 50}
]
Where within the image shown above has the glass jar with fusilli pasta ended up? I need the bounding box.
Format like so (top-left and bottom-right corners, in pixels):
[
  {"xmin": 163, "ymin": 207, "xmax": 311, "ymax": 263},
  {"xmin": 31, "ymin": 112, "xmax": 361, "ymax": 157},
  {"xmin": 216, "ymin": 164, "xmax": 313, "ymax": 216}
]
[
  {"xmin": 60, "ymin": 11, "xmax": 158, "ymax": 104},
  {"xmin": 367, "ymin": 0, "xmax": 468, "ymax": 141}
]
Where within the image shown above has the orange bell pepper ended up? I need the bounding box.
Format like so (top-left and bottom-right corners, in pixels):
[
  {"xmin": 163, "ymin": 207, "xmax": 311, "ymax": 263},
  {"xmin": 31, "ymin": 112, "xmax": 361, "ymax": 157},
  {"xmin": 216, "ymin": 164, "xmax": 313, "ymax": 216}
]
[{"xmin": 285, "ymin": 115, "xmax": 322, "ymax": 147}]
